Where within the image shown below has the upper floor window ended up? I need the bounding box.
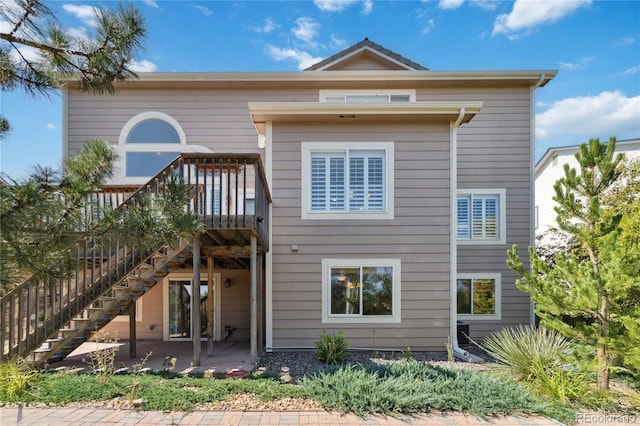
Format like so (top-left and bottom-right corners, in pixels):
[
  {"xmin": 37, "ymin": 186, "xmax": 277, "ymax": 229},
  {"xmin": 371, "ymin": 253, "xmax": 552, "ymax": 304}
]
[
  {"xmin": 126, "ymin": 119, "xmax": 181, "ymax": 144},
  {"xmin": 319, "ymin": 89, "xmax": 415, "ymax": 103},
  {"xmin": 457, "ymin": 189, "xmax": 506, "ymax": 244},
  {"xmin": 302, "ymin": 142, "xmax": 394, "ymax": 220},
  {"xmin": 119, "ymin": 112, "xmax": 186, "ymax": 178}
]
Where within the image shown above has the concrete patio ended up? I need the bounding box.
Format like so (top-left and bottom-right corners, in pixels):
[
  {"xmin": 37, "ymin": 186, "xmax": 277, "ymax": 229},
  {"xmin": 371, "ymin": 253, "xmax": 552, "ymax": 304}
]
[{"xmin": 44, "ymin": 340, "xmax": 254, "ymax": 376}]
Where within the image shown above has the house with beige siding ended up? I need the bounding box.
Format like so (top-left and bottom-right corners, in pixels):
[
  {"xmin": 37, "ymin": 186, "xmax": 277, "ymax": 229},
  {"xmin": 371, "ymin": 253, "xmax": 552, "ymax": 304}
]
[{"xmin": 1, "ymin": 39, "xmax": 556, "ymax": 365}]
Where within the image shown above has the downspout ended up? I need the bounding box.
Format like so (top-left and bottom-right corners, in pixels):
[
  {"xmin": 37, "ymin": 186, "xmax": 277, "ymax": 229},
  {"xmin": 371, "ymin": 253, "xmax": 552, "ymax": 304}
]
[
  {"xmin": 529, "ymin": 74, "xmax": 546, "ymax": 326},
  {"xmin": 264, "ymin": 123, "xmax": 274, "ymax": 351},
  {"xmin": 450, "ymin": 108, "xmax": 484, "ymax": 363}
]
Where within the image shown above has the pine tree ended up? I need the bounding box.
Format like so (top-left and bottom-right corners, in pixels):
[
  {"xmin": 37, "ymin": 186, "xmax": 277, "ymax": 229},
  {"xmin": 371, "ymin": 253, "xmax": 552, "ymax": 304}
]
[
  {"xmin": 507, "ymin": 137, "xmax": 640, "ymax": 390},
  {"xmin": 0, "ymin": 140, "xmax": 201, "ymax": 296},
  {"xmin": 1, "ymin": 0, "xmax": 146, "ymax": 129}
]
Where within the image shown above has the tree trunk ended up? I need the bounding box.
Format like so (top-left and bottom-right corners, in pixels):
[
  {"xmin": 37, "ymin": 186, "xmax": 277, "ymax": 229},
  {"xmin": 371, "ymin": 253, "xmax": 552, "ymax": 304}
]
[
  {"xmin": 596, "ymin": 343, "xmax": 609, "ymax": 390},
  {"xmin": 597, "ymin": 295, "xmax": 610, "ymax": 391}
]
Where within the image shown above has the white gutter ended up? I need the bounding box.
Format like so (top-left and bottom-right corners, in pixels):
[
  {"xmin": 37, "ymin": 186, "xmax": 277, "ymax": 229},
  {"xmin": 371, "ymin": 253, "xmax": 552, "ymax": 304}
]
[
  {"xmin": 450, "ymin": 107, "xmax": 484, "ymax": 363},
  {"xmin": 529, "ymin": 74, "xmax": 546, "ymax": 326},
  {"xmin": 264, "ymin": 122, "xmax": 274, "ymax": 351}
]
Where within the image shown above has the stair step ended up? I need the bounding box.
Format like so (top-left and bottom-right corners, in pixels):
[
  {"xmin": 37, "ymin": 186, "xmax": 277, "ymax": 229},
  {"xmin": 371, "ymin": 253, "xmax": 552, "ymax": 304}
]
[
  {"xmin": 33, "ymin": 347, "xmax": 52, "ymax": 353},
  {"xmin": 46, "ymin": 338, "xmax": 64, "ymax": 343},
  {"xmin": 59, "ymin": 328, "xmax": 78, "ymax": 333}
]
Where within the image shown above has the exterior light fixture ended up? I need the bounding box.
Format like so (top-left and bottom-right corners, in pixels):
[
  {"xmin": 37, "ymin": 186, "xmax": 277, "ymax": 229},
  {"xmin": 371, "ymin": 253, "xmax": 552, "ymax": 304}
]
[{"xmin": 225, "ymin": 278, "xmax": 231, "ymax": 288}]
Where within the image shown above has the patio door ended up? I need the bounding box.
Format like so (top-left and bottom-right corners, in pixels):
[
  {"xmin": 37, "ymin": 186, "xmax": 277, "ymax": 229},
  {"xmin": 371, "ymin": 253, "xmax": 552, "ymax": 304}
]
[{"xmin": 164, "ymin": 274, "xmax": 220, "ymax": 341}]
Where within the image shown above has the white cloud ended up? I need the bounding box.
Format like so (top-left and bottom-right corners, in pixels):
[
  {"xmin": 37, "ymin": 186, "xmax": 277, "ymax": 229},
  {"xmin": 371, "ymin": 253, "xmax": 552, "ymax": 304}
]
[
  {"xmin": 314, "ymin": 0, "xmax": 359, "ymax": 12},
  {"xmin": 0, "ymin": 20, "xmax": 12, "ymax": 33},
  {"xmin": 536, "ymin": 91, "xmax": 640, "ymax": 141},
  {"xmin": 9, "ymin": 45, "xmax": 41, "ymax": 63},
  {"xmin": 142, "ymin": 0, "xmax": 159, "ymax": 8},
  {"xmin": 493, "ymin": 0, "xmax": 591, "ymax": 38},
  {"xmin": 62, "ymin": 4, "xmax": 99, "ymax": 27},
  {"xmin": 292, "ymin": 17, "xmax": 320, "ymax": 45},
  {"xmin": 623, "ymin": 66, "xmax": 639, "ymax": 75},
  {"xmin": 265, "ymin": 45, "xmax": 323, "ymax": 70},
  {"xmin": 471, "ymin": 0, "xmax": 497, "ymax": 10},
  {"xmin": 193, "ymin": 5, "xmax": 213, "ymax": 16},
  {"xmin": 421, "ymin": 19, "xmax": 435, "ymax": 34},
  {"xmin": 361, "ymin": 0, "xmax": 373, "ymax": 15},
  {"xmin": 614, "ymin": 35, "xmax": 636, "ymax": 47},
  {"xmin": 330, "ymin": 34, "xmax": 348, "ymax": 49},
  {"xmin": 439, "ymin": 0, "xmax": 464, "ymax": 10},
  {"xmin": 557, "ymin": 56, "xmax": 594, "ymax": 71},
  {"xmin": 254, "ymin": 18, "xmax": 277, "ymax": 34},
  {"xmin": 46, "ymin": 123, "xmax": 57, "ymax": 130},
  {"xmin": 128, "ymin": 59, "xmax": 158, "ymax": 72}
]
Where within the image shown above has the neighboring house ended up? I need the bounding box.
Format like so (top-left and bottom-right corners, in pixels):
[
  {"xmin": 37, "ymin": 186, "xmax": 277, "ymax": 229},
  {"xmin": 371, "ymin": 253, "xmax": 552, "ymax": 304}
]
[
  {"xmin": 534, "ymin": 138, "xmax": 640, "ymax": 241},
  {"xmin": 1, "ymin": 39, "xmax": 556, "ymax": 364}
]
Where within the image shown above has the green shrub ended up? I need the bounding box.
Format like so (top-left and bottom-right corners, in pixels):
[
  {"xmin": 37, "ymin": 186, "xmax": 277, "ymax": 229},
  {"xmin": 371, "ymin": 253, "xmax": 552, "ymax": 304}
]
[
  {"xmin": 300, "ymin": 361, "xmax": 571, "ymax": 420},
  {"xmin": 314, "ymin": 329, "xmax": 349, "ymax": 365},
  {"xmin": 0, "ymin": 357, "xmax": 39, "ymax": 400},
  {"xmin": 483, "ymin": 325, "xmax": 589, "ymax": 404}
]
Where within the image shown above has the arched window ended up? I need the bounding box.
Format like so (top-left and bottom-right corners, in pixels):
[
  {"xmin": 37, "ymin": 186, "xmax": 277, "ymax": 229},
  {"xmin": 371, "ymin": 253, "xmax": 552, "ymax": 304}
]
[{"xmin": 118, "ymin": 112, "xmax": 186, "ymax": 179}]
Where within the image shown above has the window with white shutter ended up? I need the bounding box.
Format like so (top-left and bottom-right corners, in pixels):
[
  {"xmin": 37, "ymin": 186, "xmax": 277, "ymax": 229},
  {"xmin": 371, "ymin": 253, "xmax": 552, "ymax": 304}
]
[
  {"xmin": 457, "ymin": 190, "xmax": 505, "ymax": 243},
  {"xmin": 303, "ymin": 142, "xmax": 394, "ymax": 220}
]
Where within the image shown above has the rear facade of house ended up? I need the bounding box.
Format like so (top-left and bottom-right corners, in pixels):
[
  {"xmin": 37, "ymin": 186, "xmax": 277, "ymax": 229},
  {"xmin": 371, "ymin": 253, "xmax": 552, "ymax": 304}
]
[{"xmin": 2, "ymin": 39, "xmax": 556, "ymax": 363}]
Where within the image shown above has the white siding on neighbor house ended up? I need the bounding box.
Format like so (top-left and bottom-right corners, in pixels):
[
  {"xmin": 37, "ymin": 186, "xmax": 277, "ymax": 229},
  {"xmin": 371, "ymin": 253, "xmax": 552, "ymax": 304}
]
[
  {"xmin": 271, "ymin": 121, "xmax": 452, "ymax": 350},
  {"xmin": 535, "ymin": 140, "xmax": 640, "ymax": 239}
]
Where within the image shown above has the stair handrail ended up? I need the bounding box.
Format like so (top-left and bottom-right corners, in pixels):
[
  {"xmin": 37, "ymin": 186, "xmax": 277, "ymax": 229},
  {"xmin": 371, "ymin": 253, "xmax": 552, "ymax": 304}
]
[{"xmin": 1, "ymin": 153, "xmax": 271, "ymax": 361}]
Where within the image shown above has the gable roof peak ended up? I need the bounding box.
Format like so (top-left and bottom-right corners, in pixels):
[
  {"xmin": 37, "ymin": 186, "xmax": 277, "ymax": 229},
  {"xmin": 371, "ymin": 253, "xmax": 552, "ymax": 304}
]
[{"xmin": 304, "ymin": 38, "xmax": 429, "ymax": 71}]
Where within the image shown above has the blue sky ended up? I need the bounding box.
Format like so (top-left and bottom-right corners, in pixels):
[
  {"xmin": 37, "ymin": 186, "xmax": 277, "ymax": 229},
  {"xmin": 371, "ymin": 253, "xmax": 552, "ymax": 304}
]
[{"xmin": 1, "ymin": 0, "xmax": 639, "ymax": 180}]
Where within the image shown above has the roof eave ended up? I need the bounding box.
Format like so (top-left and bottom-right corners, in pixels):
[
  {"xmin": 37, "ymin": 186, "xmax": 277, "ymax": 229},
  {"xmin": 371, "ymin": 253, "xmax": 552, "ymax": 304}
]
[{"xmin": 248, "ymin": 101, "xmax": 483, "ymax": 135}]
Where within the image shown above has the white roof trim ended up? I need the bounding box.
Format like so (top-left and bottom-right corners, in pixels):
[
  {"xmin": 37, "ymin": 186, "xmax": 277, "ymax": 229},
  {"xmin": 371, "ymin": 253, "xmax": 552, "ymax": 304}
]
[
  {"xmin": 248, "ymin": 101, "xmax": 483, "ymax": 135},
  {"xmin": 535, "ymin": 138, "xmax": 640, "ymax": 176},
  {"xmin": 312, "ymin": 46, "xmax": 416, "ymax": 71}
]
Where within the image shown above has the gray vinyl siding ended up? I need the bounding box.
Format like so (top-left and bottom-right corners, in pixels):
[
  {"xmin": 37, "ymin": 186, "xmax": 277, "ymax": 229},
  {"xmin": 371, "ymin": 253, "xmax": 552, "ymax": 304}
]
[
  {"xmin": 270, "ymin": 121, "xmax": 452, "ymax": 350},
  {"xmin": 453, "ymin": 86, "xmax": 533, "ymax": 340},
  {"xmin": 66, "ymin": 80, "xmax": 535, "ymax": 349},
  {"xmin": 66, "ymin": 89, "xmax": 317, "ymax": 157}
]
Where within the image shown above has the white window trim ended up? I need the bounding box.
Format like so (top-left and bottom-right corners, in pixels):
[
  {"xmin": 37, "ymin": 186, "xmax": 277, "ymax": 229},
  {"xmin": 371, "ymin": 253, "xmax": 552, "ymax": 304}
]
[
  {"xmin": 319, "ymin": 89, "xmax": 416, "ymax": 103},
  {"xmin": 456, "ymin": 272, "xmax": 501, "ymax": 320},
  {"xmin": 321, "ymin": 258, "xmax": 401, "ymax": 324},
  {"xmin": 301, "ymin": 141, "xmax": 394, "ymax": 220},
  {"xmin": 118, "ymin": 111, "xmax": 187, "ymax": 145},
  {"xmin": 456, "ymin": 188, "xmax": 507, "ymax": 245},
  {"xmin": 110, "ymin": 111, "xmax": 211, "ymax": 185},
  {"xmin": 162, "ymin": 272, "xmax": 222, "ymax": 341}
]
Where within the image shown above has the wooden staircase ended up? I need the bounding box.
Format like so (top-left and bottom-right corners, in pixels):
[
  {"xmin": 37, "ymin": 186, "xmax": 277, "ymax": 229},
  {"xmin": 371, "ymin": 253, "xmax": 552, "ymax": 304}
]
[
  {"xmin": 1, "ymin": 153, "xmax": 271, "ymax": 365},
  {"xmin": 33, "ymin": 240, "xmax": 192, "ymax": 364}
]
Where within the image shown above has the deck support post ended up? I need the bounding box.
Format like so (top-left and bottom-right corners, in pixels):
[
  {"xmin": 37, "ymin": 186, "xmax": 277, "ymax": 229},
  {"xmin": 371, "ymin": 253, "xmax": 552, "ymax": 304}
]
[
  {"xmin": 250, "ymin": 234, "xmax": 258, "ymax": 361},
  {"xmin": 207, "ymin": 256, "xmax": 214, "ymax": 357},
  {"xmin": 192, "ymin": 235, "xmax": 201, "ymax": 367},
  {"xmin": 129, "ymin": 301, "xmax": 136, "ymax": 358}
]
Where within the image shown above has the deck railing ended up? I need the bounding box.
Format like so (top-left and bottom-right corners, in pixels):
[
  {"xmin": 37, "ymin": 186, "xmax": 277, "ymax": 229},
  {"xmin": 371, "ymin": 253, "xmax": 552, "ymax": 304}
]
[{"xmin": 1, "ymin": 153, "xmax": 270, "ymax": 362}]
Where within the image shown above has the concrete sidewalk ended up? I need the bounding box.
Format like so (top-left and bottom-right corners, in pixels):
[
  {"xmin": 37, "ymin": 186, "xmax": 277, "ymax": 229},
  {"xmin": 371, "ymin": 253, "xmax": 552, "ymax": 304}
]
[{"xmin": 1, "ymin": 406, "xmax": 563, "ymax": 425}]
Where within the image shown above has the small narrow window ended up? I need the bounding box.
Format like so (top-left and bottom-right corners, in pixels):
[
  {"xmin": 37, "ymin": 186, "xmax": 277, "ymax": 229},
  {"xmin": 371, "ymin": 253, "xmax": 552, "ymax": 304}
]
[
  {"xmin": 457, "ymin": 190, "xmax": 506, "ymax": 244},
  {"xmin": 319, "ymin": 90, "xmax": 415, "ymax": 103},
  {"xmin": 457, "ymin": 274, "xmax": 501, "ymax": 319}
]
